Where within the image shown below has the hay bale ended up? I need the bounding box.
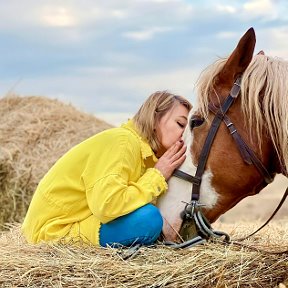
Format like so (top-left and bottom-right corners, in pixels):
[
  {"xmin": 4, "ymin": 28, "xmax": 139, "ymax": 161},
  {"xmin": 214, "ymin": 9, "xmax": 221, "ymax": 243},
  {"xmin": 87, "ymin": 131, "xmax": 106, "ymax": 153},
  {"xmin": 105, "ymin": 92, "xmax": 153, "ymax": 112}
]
[
  {"xmin": 0, "ymin": 95, "xmax": 113, "ymax": 228},
  {"xmin": 0, "ymin": 221, "xmax": 287, "ymax": 287}
]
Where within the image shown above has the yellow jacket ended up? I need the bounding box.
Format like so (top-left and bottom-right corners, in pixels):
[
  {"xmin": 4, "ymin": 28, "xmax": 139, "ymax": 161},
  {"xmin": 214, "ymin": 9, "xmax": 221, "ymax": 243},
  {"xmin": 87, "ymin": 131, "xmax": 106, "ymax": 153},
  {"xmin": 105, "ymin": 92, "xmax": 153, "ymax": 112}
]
[{"xmin": 22, "ymin": 120, "xmax": 168, "ymax": 245}]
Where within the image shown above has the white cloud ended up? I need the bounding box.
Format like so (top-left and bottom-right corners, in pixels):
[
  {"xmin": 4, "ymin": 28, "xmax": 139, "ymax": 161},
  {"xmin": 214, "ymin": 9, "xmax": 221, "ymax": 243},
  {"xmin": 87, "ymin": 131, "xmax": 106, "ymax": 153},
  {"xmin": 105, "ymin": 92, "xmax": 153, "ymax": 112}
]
[
  {"xmin": 40, "ymin": 6, "xmax": 78, "ymax": 27},
  {"xmin": 123, "ymin": 27, "xmax": 174, "ymax": 41},
  {"xmin": 0, "ymin": 0, "xmax": 195, "ymax": 47},
  {"xmin": 213, "ymin": 0, "xmax": 287, "ymax": 22},
  {"xmin": 242, "ymin": 0, "xmax": 278, "ymax": 19},
  {"xmin": 110, "ymin": 9, "xmax": 127, "ymax": 19},
  {"xmin": 216, "ymin": 31, "xmax": 239, "ymax": 39},
  {"xmin": 0, "ymin": 64, "xmax": 200, "ymax": 116},
  {"xmin": 0, "ymin": 1, "xmax": 127, "ymax": 30},
  {"xmin": 243, "ymin": 0, "xmax": 273, "ymax": 12},
  {"xmin": 0, "ymin": 2, "xmax": 39, "ymax": 29},
  {"xmin": 120, "ymin": 67, "xmax": 199, "ymax": 102},
  {"xmin": 148, "ymin": 0, "xmax": 182, "ymax": 3},
  {"xmin": 256, "ymin": 27, "xmax": 288, "ymax": 59},
  {"xmin": 216, "ymin": 5, "xmax": 236, "ymax": 14},
  {"xmin": 96, "ymin": 112, "xmax": 132, "ymax": 126}
]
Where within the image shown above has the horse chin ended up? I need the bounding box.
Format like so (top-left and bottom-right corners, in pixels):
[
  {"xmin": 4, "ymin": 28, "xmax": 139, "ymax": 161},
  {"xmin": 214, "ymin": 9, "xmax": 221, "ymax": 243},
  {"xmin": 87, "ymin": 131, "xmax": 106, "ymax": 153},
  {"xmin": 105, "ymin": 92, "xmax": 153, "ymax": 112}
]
[
  {"xmin": 157, "ymin": 165, "xmax": 220, "ymax": 242},
  {"xmin": 157, "ymin": 176, "xmax": 192, "ymax": 242}
]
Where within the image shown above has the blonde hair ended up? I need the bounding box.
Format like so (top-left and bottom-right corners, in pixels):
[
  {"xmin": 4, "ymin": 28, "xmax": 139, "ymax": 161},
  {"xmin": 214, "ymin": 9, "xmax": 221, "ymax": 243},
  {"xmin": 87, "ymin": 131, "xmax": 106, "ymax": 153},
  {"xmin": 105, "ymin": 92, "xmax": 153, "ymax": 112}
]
[
  {"xmin": 196, "ymin": 54, "xmax": 288, "ymax": 173},
  {"xmin": 132, "ymin": 91, "xmax": 192, "ymax": 153}
]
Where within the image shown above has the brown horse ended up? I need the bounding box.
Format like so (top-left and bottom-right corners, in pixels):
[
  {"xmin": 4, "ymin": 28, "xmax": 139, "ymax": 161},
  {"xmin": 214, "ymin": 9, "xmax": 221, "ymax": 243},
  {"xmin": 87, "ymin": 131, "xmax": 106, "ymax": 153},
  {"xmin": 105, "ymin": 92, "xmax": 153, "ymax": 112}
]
[{"xmin": 157, "ymin": 28, "xmax": 288, "ymax": 242}]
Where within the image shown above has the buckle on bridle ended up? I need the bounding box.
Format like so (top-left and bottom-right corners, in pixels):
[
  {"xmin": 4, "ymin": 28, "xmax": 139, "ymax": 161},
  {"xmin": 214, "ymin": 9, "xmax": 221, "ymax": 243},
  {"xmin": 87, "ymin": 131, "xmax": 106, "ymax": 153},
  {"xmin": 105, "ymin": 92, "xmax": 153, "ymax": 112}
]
[{"xmin": 181, "ymin": 200, "xmax": 206, "ymax": 219}]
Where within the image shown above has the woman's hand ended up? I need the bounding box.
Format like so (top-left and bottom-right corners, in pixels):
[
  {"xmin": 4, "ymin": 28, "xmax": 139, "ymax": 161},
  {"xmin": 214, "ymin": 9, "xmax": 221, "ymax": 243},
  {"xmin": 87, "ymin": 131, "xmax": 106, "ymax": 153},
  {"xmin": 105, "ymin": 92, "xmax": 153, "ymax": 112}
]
[{"xmin": 155, "ymin": 140, "xmax": 187, "ymax": 180}]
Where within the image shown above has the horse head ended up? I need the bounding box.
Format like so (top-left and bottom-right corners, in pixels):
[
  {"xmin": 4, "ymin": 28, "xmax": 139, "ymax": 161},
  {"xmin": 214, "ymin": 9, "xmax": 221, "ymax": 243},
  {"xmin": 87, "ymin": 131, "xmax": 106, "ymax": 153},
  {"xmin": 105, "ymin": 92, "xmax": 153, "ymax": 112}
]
[{"xmin": 157, "ymin": 28, "xmax": 288, "ymax": 242}]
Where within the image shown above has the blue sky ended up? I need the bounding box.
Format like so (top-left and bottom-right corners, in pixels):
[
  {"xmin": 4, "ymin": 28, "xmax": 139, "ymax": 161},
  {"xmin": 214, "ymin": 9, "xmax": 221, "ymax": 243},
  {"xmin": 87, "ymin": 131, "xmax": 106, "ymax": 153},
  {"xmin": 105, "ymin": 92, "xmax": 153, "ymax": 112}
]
[{"xmin": 1, "ymin": 0, "xmax": 288, "ymax": 124}]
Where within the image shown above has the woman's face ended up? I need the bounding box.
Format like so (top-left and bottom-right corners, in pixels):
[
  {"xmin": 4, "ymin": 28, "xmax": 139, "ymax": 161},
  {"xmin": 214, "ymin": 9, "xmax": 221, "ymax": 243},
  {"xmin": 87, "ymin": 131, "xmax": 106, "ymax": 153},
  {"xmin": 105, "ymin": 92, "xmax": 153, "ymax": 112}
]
[{"xmin": 155, "ymin": 103, "xmax": 189, "ymax": 154}]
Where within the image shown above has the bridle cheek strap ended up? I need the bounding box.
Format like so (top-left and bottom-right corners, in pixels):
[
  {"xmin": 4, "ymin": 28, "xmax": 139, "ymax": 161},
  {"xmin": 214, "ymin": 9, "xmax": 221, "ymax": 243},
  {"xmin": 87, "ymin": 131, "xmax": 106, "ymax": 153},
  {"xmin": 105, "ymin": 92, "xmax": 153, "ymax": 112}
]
[
  {"xmin": 208, "ymin": 104, "xmax": 274, "ymax": 184},
  {"xmin": 190, "ymin": 78, "xmax": 242, "ymax": 202}
]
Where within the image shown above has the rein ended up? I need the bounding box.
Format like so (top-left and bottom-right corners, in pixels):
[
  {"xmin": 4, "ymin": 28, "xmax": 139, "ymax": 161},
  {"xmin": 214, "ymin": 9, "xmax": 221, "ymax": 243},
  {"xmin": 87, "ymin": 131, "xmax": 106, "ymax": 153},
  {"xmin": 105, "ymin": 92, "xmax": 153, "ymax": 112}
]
[{"xmin": 168, "ymin": 77, "xmax": 288, "ymax": 249}]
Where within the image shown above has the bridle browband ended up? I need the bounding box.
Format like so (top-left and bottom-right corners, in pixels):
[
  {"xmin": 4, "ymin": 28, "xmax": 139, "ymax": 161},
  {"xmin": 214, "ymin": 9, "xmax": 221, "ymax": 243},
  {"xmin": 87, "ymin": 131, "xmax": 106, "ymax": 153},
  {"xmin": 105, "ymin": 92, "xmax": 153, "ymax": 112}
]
[{"xmin": 166, "ymin": 77, "xmax": 288, "ymax": 249}]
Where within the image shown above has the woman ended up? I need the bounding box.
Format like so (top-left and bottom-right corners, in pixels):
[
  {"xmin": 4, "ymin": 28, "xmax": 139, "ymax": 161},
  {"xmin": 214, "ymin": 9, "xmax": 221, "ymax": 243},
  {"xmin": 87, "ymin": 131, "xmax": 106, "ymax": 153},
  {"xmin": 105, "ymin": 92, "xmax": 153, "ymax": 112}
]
[{"xmin": 22, "ymin": 91, "xmax": 192, "ymax": 247}]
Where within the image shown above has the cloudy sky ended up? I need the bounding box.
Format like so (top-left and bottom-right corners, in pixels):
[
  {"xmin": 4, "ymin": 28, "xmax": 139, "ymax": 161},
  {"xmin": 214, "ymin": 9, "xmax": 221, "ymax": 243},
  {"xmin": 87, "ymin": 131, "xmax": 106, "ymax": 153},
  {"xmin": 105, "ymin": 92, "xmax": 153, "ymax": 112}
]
[{"xmin": 1, "ymin": 0, "xmax": 288, "ymax": 125}]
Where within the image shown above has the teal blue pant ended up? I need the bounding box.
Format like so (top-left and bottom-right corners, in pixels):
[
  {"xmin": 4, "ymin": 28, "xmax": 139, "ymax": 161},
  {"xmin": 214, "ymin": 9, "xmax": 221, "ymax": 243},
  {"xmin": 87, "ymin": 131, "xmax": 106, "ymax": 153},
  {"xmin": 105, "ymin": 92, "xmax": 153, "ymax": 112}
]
[{"xmin": 99, "ymin": 204, "xmax": 163, "ymax": 247}]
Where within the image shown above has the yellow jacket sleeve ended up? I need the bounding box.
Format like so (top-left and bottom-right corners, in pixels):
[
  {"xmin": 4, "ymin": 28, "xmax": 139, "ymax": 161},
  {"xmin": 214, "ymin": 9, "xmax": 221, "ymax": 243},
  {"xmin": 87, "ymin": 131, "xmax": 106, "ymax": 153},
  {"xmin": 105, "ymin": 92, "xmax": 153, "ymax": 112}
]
[{"xmin": 85, "ymin": 132, "xmax": 167, "ymax": 224}]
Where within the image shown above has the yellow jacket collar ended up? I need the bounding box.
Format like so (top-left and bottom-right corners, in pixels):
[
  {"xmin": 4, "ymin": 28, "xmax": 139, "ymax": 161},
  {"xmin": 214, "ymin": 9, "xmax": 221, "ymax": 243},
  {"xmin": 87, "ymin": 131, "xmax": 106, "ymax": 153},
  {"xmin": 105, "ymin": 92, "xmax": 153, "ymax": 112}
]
[{"xmin": 121, "ymin": 120, "xmax": 158, "ymax": 162}]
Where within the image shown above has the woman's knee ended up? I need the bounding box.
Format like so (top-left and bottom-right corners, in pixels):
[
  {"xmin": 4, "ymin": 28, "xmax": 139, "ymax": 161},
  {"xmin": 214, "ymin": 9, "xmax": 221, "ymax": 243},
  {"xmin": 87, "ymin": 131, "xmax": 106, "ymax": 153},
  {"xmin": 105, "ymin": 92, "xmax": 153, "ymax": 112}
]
[
  {"xmin": 134, "ymin": 204, "xmax": 163, "ymax": 235},
  {"xmin": 99, "ymin": 204, "xmax": 163, "ymax": 247}
]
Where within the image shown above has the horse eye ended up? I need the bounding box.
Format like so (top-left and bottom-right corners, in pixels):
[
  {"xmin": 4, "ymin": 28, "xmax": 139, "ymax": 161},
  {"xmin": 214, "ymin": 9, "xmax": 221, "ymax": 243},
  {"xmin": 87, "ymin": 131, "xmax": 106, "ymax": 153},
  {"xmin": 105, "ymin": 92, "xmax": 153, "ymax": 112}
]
[{"xmin": 190, "ymin": 117, "xmax": 205, "ymax": 130}]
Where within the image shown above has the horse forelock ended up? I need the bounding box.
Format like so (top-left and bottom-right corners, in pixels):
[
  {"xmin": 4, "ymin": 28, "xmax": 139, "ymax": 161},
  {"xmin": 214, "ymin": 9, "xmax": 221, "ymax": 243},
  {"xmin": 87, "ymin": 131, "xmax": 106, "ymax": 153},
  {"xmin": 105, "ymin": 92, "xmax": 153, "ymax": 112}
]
[{"xmin": 196, "ymin": 55, "xmax": 288, "ymax": 174}]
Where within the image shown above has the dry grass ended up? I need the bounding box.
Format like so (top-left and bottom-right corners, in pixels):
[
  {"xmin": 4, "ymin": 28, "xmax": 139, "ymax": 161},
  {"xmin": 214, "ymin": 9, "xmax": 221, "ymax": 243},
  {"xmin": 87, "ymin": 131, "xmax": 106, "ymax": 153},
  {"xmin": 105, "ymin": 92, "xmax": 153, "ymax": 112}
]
[
  {"xmin": 0, "ymin": 95, "xmax": 112, "ymax": 228},
  {"xmin": 0, "ymin": 221, "xmax": 287, "ymax": 288}
]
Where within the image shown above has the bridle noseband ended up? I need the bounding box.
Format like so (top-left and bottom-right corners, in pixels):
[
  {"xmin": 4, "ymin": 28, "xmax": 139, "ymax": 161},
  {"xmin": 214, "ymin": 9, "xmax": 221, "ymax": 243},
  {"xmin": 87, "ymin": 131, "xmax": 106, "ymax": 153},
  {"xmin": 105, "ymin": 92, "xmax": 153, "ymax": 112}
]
[{"xmin": 166, "ymin": 77, "xmax": 288, "ymax": 249}]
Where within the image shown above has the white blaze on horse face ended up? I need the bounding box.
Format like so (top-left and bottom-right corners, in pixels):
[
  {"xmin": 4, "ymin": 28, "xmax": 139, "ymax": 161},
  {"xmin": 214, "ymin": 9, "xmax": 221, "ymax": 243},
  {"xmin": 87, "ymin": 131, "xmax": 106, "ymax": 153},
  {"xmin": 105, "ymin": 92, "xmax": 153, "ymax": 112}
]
[
  {"xmin": 199, "ymin": 170, "xmax": 218, "ymax": 209},
  {"xmin": 157, "ymin": 109, "xmax": 219, "ymax": 241}
]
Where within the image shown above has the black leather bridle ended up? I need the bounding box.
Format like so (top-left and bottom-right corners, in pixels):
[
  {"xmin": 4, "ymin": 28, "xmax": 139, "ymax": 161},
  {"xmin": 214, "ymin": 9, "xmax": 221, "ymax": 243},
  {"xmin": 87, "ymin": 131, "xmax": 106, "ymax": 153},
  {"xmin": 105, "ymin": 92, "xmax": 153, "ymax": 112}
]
[{"xmin": 165, "ymin": 77, "xmax": 288, "ymax": 249}]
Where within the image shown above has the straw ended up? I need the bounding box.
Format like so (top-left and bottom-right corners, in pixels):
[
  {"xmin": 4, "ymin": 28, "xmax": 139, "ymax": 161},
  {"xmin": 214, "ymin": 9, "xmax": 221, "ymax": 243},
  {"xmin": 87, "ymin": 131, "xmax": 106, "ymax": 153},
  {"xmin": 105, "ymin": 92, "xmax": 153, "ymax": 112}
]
[
  {"xmin": 0, "ymin": 94, "xmax": 112, "ymax": 228},
  {"xmin": 0, "ymin": 221, "xmax": 287, "ymax": 287}
]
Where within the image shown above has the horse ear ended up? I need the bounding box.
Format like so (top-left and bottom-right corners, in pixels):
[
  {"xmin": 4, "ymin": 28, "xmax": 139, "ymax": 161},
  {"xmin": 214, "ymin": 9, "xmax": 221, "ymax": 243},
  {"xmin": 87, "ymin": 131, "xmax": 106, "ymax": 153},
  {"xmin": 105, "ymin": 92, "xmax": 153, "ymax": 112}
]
[{"xmin": 218, "ymin": 27, "xmax": 256, "ymax": 85}]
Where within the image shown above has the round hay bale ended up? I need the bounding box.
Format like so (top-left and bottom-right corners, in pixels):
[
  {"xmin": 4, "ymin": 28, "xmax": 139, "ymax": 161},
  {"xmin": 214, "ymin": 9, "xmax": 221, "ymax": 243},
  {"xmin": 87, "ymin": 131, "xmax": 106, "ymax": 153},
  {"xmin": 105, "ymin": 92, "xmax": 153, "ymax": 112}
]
[{"xmin": 0, "ymin": 95, "xmax": 113, "ymax": 228}]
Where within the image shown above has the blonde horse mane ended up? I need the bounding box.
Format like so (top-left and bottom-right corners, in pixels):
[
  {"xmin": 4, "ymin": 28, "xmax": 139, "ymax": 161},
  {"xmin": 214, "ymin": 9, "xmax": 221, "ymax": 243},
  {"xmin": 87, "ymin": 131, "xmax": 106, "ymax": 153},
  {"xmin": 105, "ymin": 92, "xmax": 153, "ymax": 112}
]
[{"xmin": 196, "ymin": 54, "xmax": 288, "ymax": 174}]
